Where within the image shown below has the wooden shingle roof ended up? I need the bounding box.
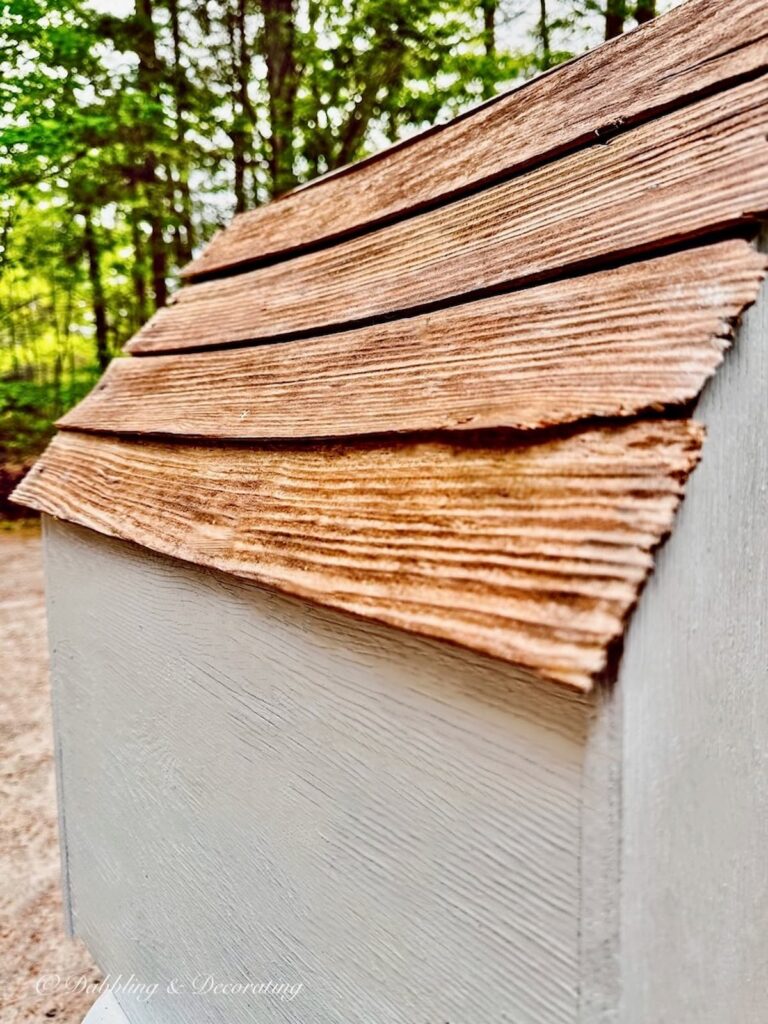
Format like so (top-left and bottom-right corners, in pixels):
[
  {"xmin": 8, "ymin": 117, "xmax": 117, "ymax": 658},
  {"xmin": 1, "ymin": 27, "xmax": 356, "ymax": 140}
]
[{"xmin": 15, "ymin": 0, "xmax": 768, "ymax": 690}]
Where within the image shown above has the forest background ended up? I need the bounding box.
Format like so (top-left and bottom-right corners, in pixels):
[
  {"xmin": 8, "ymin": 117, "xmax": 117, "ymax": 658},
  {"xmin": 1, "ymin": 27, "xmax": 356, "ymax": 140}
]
[{"xmin": 0, "ymin": 0, "xmax": 681, "ymax": 513}]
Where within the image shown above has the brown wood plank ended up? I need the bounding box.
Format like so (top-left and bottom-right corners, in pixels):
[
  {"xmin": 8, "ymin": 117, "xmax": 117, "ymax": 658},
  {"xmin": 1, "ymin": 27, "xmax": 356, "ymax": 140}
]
[
  {"xmin": 182, "ymin": 0, "xmax": 768, "ymax": 279},
  {"xmin": 65, "ymin": 243, "xmax": 765, "ymax": 439},
  {"xmin": 129, "ymin": 76, "xmax": 768, "ymax": 355},
  {"xmin": 13, "ymin": 421, "xmax": 703, "ymax": 690}
]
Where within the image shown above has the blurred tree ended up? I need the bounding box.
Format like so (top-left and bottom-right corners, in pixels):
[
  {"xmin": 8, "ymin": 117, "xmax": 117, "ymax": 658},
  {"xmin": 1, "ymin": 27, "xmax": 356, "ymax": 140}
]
[
  {"xmin": 635, "ymin": 0, "xmax": 656, "ymax": 23},
  {"xmin": 538, "ymin": 0, "xmax": 552, "ymax": 67},
  {"xmin": 604, "ymin": 0, "xmax": 627, "ymax": 38}
]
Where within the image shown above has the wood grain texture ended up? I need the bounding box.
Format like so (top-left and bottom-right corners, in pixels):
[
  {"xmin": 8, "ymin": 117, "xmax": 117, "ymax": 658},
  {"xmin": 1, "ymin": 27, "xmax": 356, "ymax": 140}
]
[
  {"xmin": 181, "ymin": 0, "xmax": 768, "ymax": 279},
  {"xmin": 18, "ymin": 421, "xmax": 703, "ymax": 689},
  {"xmin": 129, "ymin": 76, "xmax": 768, "ymax": 354},
  {"xmin": 45, "ymin": 516, "xmax": 590, "ymax": 1024},
  {"xmin": 62, "ymin": 243, "xmax": 765, "ymax": 440}
]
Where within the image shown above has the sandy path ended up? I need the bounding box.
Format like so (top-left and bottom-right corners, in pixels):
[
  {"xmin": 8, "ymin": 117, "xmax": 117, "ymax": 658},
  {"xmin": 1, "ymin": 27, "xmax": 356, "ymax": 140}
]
[{"xmin": 0, "ymin": 525, "xmax": 100, "ymax": 1022}]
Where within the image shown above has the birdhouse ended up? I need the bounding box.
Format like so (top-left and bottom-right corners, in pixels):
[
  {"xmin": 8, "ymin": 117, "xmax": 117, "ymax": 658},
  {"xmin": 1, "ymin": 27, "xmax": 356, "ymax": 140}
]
[{"xmin": 14, "ymin": 1, "xmax": 768, "ymax": 1020}]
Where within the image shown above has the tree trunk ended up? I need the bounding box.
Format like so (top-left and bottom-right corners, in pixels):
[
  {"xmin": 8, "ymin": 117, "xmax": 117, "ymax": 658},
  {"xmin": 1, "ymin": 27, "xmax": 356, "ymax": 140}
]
[
  {"xmin": 130, "ymin": 207, "xmax": 149, "ymax": 329},
  {"xmin": 635, "ymin": 0, "xmax": 656, "ymax": 24},
  {"xmin": 227, "ymin": 0, "xmax": 251, "ymax": 213},
  {"xmin": 167, "ymin": 0, "xmax": 195, "ymax": 259},
  {"xmin": 149, "ymin": 213, "xmax": 168, "ymax": 309},
  {"xmin": 480, "ymin": 0, "xmax": 497, "ymax": 99},
  {"xmin": 134, "ymin": 0, "xmax": 168, "ymax": 308},
  {"xmin": 260, "ymin": 0, "xmax": 298, "ymax": 197},
  {"xmin": 605, "ymin": 0, "xmax": 626, "ymax": 39},
  {"xmin": 82, "ymin": 210, "xmax": 110, "ymax": 370},
  {"xmin": 538, "ymin": 0, "xmax": 552, "ymax": 70}
]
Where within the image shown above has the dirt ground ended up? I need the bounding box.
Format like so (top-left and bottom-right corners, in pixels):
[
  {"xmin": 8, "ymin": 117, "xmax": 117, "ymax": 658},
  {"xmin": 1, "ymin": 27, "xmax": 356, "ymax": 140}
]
[{"xmin": 0, "ymin": 524, "xmax": 100, "ymax": 1022}]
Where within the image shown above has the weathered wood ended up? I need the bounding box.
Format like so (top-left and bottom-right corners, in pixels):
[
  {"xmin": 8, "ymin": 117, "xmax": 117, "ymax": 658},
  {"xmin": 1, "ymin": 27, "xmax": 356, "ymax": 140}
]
[
  {"xmin": 62, "ymin": 242, "xmax": 765, "ymax": 440},
  {"xmin": 44, "ymin": 516, "xmax": 590, "ymax": 1024},
  {"xmin": 129, "ymin": 76, "xmax": 768, "ymax": 353},
  {"xmin": 181, "ymin": 0, "xmax": 768, "ymax": 279},
  {"xmin": 19, "ymin": 421, "xmax": 702, "ymax": 689}
]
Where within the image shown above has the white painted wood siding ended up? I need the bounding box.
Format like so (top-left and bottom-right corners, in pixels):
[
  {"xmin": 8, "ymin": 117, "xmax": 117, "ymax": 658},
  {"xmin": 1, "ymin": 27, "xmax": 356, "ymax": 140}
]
[
  {"xmin": 619, "ymin": 238, "xmax": 768, "ymax": 1022},
  {"xmin": 44, "ymin": 517, "xmax": 591, "ymax": 1024},
  {"xmin": 82, "ymin": 991, "xmax": 131, "ymax": 1024}
]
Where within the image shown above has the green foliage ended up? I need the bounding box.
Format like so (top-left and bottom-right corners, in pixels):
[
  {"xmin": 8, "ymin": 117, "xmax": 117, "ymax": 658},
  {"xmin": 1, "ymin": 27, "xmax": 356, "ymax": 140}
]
[{"xmin": 0, "ymin": 373, "xmax": 97, "ymax": 459}]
